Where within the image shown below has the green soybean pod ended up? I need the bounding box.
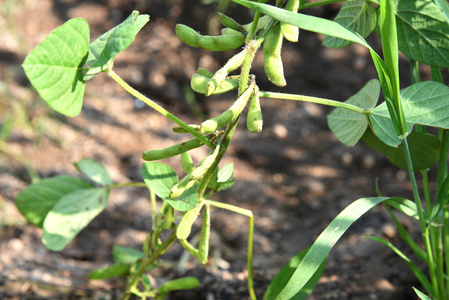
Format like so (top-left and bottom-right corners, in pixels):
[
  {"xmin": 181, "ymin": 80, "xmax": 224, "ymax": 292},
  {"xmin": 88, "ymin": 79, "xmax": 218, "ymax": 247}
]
[
  {"xmin": 246, "ymin": 87, "xmax": 263, "ymax": 133},
  {"xmin": 280, "ymin": 0, "xmax": 300, "ymax": 42},
  {"xmin": 176, "ymin": 201, "xmax": 205, "ymax": 240},
  {"xmin": 142, "ymin": 138, "xmax": 203, "ymax": 161},
  {"xmin": 176, "ymin": 24, "xmax": 245, "ymax": 51},
  {"xmin": 181, "ymin": 152, "xmax": 194, "ymax": 174},
  {"xmin": 198, "ymin": 204, "xmax": 210, "ymax": 265},
  {"xmin": 263, "ymin": 23, "xmax": 287, "ymax": 87},
  {"xmin": 156, "ymin": 277, "xmax": 200, "ymax": 293},
  {"xmin": 197, "ymin": 68, "xmax": 213, "ymax": 78},
  {"xmin": 217, "ymin": 12, "xmax": 244, "ymax": 33},
  {"xmin": 191, "ymin": 73, "xmax": 240, "ymax": 95},
  {"xmin": 190, "ymin": 143, "xmax": 220, "ymax": 181},
  {"xmin": 206, "ymin": 49, "xmax": 248, "ymax": 96},
  {"xmin": 169, "ymin": 174, "xmax": 195, "ymax": 199},
  {"xmin": 200, "ymin": 83, "xmax": 255, "ymax": 134}
]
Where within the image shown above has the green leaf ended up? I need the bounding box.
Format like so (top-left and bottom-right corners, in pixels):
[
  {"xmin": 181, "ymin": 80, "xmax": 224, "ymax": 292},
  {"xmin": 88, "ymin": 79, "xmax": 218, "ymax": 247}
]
[
  {"xmin": 141, "ymin": 162, "xmax": 198, "ymax": 211},
  {"xmin": 22, "ymin": 18, "xmax": 90, "ymax": 116},
  {"xmin": 113, "ymin": 245, "xmax": 145, "ymax": 264},
  {"xmin": 323, "ymin": 0, "xmax": 377, "ymax": 48},
  {"xmin": 384, "ymin": 197, "xmax": 420, "ymax": 220},
  {"xmin": 85, "ymin": 10, "xmax": 149, "ymax": 79},
  {"xmin": 74, "ymin": 158, "xmax": 112, "ymax": 186},
  {"xmin": 433, "ymin": 0, "xmax": 449, "ymax": 24},
  {"xmin": 264, "ymin": 246, "xmax": 326, "ymax": 300},
  {"xmin": 274, "ymin": 197, "xmax": 396, "ymax": 300},
  {"xmin": 218, "ymin": 162, "xmax": 234, "ymax": 182},
  {"xmin": 88, "ymin": 263, "xmax": 130, "ymax": 280},
  {"xmin": 429, "ymin": 175, "xmax": 449, "ymax": 223},
  {"xmin": 362, "ymin": 130, "xmax": 440, "ymax": 171},
  {"xmin": 370, "ymin": 81, "xmax": 449, "ymax": 146},
  {"xmin": 396, "ymin": 0, "xmax": 449, "ymax": 68},
  {"xmin": 366, "ymin": 236, "xmax": 434, "ymax": 298},
  {"xmin": 327, "ymin": 79, "xmax": 380, "ymax": 146},
  {"xmin": 142, "ymin": 162, "xmax": 178, "ymax": 199},
  {"xmin": 15, "ymin": 176, "xmax": 93, "ymax": 228},
  {"xmin": 42, "ymin": 188, "xmax": 109, "ymax": 251},
  {"xmin": 413, "ymin": 287, "xmax": 432, "ymax": 300}
]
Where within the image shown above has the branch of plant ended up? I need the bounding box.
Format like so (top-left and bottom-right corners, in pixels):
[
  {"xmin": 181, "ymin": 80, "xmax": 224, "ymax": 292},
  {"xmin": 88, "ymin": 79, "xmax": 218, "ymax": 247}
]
[
  {"xmin": 259, "ymin": 91, "xmax": 365, "ymax": 113},
  {"xmin": 107, "ymin": 70, "xmax": 214, "ymax": 149}
]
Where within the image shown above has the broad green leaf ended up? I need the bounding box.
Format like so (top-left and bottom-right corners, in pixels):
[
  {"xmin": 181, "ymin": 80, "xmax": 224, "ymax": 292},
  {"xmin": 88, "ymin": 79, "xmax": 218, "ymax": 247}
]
[
  {"xmin": 74, "ymin": 158, "xmax": 111, "ymax": 186},
  {"xmin": 22, "ymin": 18, "xmax": 89, "ymax": 117},
  {"xmin": 370, "ymin": 81, "xmax": 449, "ymax": 146},
  {"xmin": 88, "ymin": 263, "xmax": 130, "ymax": 280},
  {"xmin": 218, "ymin": 162, "xmax": 234, "ymax": 182},
  {"xmin": 327, "ymin": 79, "xmax": 380, "ymax": 146},
  {"xmin": 142, "ymin": 162, "xmax": 178, "ymax": 199},
  {"xmin": 85, "ymin": 10, "xmax": 149, "ymax": 79},
  {"xmin": 366, "ymin": 236, "xmax": 434, "ymax": 299},
  {"xmin": 362, "ymin": 130, "xmax": 440, "ymax": 171},
  {"xmin": 42, "ymin": 188, "xmax": 109, "ymax": 251},
  {"xmin": 396, "ymin": 0, "xmax": 449, "ymax": 68},
  {"xmin": 113, "ymin": 245, "xmax": 145, "ymax": 264},
  {"xmin": 433, "ymin": 0, "xmax": 449, "ymax": 24},
  {"xmin": 274, "ymin": 197, "xmax": 396, "ymax": 300},
  {"xmin": 264, "ymin": 246, "xmax": 326, "ymax": 300},
  {"xmin": 323, "ymin": 0, "xmax": 377, "ymax": 48},
  {"xmin": 141, "ymin": 162, "xmax": 198, "ymax": 211},
  {"xmin": 15, "ymin": 176, "xmax": 93, "ymax": 228}
]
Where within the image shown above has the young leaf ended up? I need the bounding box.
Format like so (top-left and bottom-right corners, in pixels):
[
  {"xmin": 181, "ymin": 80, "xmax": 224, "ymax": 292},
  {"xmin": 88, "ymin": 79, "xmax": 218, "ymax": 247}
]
[
  {"xmin": 327, "ymin": 79, "xmax": 380, "ymax": 146},
  {"xmin": 74, "ymin": 158, "xmax": 112, "ymax": 186},
  {"xmin": 264, "ymin": 246, "xmax": 326, "ymax": 300},
  {"xmin": 274, "ymin": 197, "xmax": 397, "ymax": 299},
  {"xmin": 15, "ymin": 176, "xmax": 93, "ymax": 228},
  {"xmin": 362, "ymin": 130, "xmax": 440, "ymax": 172},
  {"xmin": 413, "ymin": 287, "xmax": 433, "ymax": 300},
  {"xmin": 22, "ymin": 18, "xmax": 90, "ymax": 117},
  {"xmin": 85, "ymin": 11, "xmax": 149, "ymax": 79},
  {"xmin": 88, "ymin": 263, "xmax": 130, "ymax": 280},
  {"xmin": 218, "ymin": 162, "xmax": 234, "ymax": 183},
  {"xmin": 42, "ymin": 188, "xmax": 109, "ymax": 251},
  {"xmin": 323, "ymin": 0, "xmax": 377, "ymax": 49},
  {"xmin": 396, "ymin": 0, "xmax": 449, "ymax": 68}
]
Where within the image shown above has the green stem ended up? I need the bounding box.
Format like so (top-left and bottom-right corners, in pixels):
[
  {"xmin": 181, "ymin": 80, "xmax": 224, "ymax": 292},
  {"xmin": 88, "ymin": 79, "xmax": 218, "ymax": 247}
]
[
  {"xmin": 207, "ymin": 199, "xmax": 255, "ymax": 300},
  {"xmin": 108, "ymin": 70, "xmax": 213, "ymax": 149},
  {"xmin": 444, "ymin": 207, "xmax": 449, "ymax": 293},
  {"xmin": 108, "ymin": 182, "xmax": 147, "ymax": 189},
  {"xmin": 299, "ymin": 0, "xmax": 345, "ymax": 10},
  {"xmin": 402, "ymin": 138, "xmax": 440, "ymax": 299},
  {"xmin": 259, "ymin": 91, "xmax": 365, "ymax": 113},
  {"xmin": 123, "ymin": 230, "xmax": 177, "ymax": 299}
]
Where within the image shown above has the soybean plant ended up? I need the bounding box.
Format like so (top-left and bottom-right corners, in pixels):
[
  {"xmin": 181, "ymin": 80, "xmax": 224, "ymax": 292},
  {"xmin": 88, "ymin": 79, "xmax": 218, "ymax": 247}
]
[{"xmin": 15, "ymin": 0, "xmax": 449, "ymax": 299}]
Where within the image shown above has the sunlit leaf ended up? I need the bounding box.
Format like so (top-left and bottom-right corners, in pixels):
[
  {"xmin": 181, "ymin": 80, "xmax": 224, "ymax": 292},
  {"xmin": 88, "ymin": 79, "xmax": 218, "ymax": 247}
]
[
  {"xmin": 22, "ymin": 18, "xmax": 89, "ymax": 116},
  {"xmin": 74, "ymin": 158, "xmax": 112, "ymax": 186}
]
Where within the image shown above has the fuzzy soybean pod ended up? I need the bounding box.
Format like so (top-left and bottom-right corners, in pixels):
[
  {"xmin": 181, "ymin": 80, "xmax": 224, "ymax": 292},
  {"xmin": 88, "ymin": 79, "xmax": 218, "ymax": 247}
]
[
  {"xmin": 190, "ymin": 73, "xmax": 239, "ymax": 95},
  {"xmin": 206, "ymin": 48, "xmax": 248, "ymax": 96},
  {"xmin": 280, "ymin": 0, "xmax": 300, "ymax": 42},
  {"xmin": 247, "ymin": 87, "xmax": 263, "ymax": 133},
  {"xmin": 181, "ymin": 152, "xmax": 194, "ymax": 174},
  {"xmin": 200, "ymin": 83, "xmax": 255, "ymax": 134},
  {"xmin": 169, "ymin": 174, "xmax": 195, "ymax": 199},
  {"xmin": 175, "ymin": 24, "xmax": 245, "ymax": 51},
  {"xmin": 142, "ymin": 138, "xmax": 203, "ymax": 161},
  {"xmin": 190, "ymin": 143, "xmax": 221, "ymax": 181},
  {"xmin": 263, "ymin": 23, "xmax": 287, "ymax": 87},
  {"xmin": 176, "ymin": 201, "xmax": 205, "ymax": 240},
  {"xmin": 198, "ymin": 204, "xmax": 211, "ymax": 265}
]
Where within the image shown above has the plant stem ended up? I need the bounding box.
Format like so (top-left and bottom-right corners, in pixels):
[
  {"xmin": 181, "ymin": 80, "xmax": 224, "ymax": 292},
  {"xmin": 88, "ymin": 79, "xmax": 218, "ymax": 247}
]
[
  {"xmin": 122, "ymin": 230, "xmax": 177, "ymax": 300},
  {"xmin": 108, "ymin": 70, "xmax": 213, "ymax": 149},
  {"xmin": 402, "ymin": 138, "xmax": 440, "ymax": 299},
  {"xmin": 207, "ymin": 199, "xmax": 255, "ymax": 300},
  {"xmin": 108, "ymin": 182, "xmax": 147, "ymax": 189},
  {"xmin": 299, "ymin": 0, "xmax": 345, "ymax": 10},
  {"xmin": 259, "ymin": 91, "xmax": 365, "ymax": 113}
]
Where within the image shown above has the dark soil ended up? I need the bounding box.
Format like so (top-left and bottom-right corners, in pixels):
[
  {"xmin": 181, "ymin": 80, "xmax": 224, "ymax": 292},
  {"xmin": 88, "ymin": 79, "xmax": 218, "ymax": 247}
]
[{"xmin": 0, "ymin": 1, "xmax": 427, "ymax": 299}]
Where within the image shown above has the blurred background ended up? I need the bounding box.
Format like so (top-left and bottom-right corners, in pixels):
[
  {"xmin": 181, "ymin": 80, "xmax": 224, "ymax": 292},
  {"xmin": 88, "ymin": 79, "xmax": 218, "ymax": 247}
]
[{"xmin": 0, "ymin": 0, "xmax": 424, "ymax": 299}]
